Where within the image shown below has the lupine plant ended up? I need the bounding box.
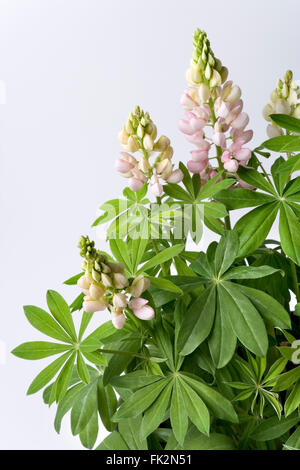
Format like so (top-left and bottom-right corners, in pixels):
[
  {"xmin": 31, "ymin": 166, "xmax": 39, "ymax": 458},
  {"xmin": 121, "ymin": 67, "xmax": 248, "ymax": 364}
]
[{"xmin": 13, "ymin": 29, "xmax": 300, "ymax": 451}]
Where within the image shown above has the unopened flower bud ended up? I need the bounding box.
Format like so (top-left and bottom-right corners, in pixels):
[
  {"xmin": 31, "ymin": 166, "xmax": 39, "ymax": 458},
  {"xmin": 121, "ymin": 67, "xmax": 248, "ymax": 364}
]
[
  {"xmin": 77, "ymin": 275, "xmax": 91, "ymax": 295},
  {"xmin": 220, "ymin": 66, "xmax": 228, "ymax": 83},
  {"xmin": 92, "ymin": 269, "xmax": 101, "ymax": 283},
  {"xmin": 266, "ymin": 124, "xmax": 283, "ymax": 138},
  {"xmin": 138, "ymin": 156, "xmax": 151, "ymax": 173},
  {"xmin": 153, "ymin": 135, "xmax": 171, "ymax": 152},
  {"xmin": 293, "ymin": 104, "xmax": 300, "ymax": 119},
  {"xmin": 108, "ymin": 261, "xmax": 125, "ymax": 273},
  {"xmin": 101, "ymin": 273, "xmax": 113, "ymax": 287},
  {"xmin": 126, "ymin": 136, "xmax": 139, "ymax": 152},
  {"xmin": 113, "ymin": 273, "xmax": 129, "ymax": 289},
  {"xmin": 83, "ymin": 297, "xmax": 107, "ymax": 313},
  {"xmin": 130, "ymin": 275, "xmax": 150, "ymax": 298},
  {"xmin": 198, "ymin": 83, "xmax": 210, "ymax": 102},
  {"xmin": 113, "ymin": 293, "xmax": 127, "ymax": 309},
  {"xmin": 226, "ymin": 85, "xmax": 241, "ymax": 104},
  {"xmin": 210, "ymin": 69, "xmax": 222, "ymax": 87},
  {"xmin": 118, "ymin": 128, "xmax": 129, "ymax": 145},
  {"xmin": 262, "ymin": 104, "xmax": 273, "ymax": 122},
  {"xmin": 89, "ymin": 283, "xmax": 105, "ymax": 299},
  {"xmin": 143, "ymin": 134, "xmax": 154, "ymax": 151},
  {"xmin": 137, "ymin": 123, "xmax": 144, "ymax": 139}
]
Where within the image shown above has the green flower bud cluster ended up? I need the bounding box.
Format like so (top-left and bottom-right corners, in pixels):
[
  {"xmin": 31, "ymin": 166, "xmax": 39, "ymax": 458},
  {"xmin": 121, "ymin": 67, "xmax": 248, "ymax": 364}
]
[
  {"xmin": 78, "ymin": 235, "xmax": 96, "ymax": 260},
  {"xmin": 187, "ymin": 29, "xmax": 228, "ymax": 88},
  {"xmin": 263, "ymin": 70, "xmax": 300, "ymax": 137},
  {"xmin": 78, "ymin": 236, "xmax": 129, "ymax": 290},
  {"xmin": 118, "ymin": 106, "xmax": 158, "ymax": 153}
]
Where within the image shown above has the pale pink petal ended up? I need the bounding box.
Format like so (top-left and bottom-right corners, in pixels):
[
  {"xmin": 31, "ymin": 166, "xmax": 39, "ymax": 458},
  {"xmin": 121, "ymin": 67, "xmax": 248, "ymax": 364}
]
[
  {"xmin": 129, "ymin": 177, "xmax": 144, "ymax": 192},
  {"xmin": 221, "ymin": 150, "xmax": 231, "ymax": 163},
  {"xmin": 235, "ymin": 148, "xmax": 251, "ymax": 162},
  {"xmin": 151, "ymin": 182, "xmax": 163, "ymax": 197},
  {"xmin": 167, "ymin": 169, "xmax": 184, "ymax": 183},
  {"xmin": 224, "ymin": 159, "xmax": 239, "ymax": 172},
  {"xmin": 133, "ymin": 305, "xmax": 155, "ymax": 321},
  {"xmin": 190, "ymin": 150, "xmax": 209, "ymax": 162},
  {"xmin": 129, "ymin": 297, "xmax": 148, "ymax": 310},
  {"xmin": 112, "ymin": 312, "xmax": 126, "ymax": 329},
  {"xmin": 187, "ymin": 160, "xmax": 206, "ymax": 173},
  {"xmin": 178, "ymin": 119, "xmax": 194, "ymax": 135},
  {"xmin": 212, "ymin": 132, "xmax": 226, "ymax": 148}
]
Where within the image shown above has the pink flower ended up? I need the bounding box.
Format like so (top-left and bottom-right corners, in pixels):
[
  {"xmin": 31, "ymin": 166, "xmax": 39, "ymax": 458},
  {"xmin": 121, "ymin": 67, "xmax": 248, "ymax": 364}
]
[
  {"xmin": 129, "ymin": 298, "xmax": 148, "ymax": 310},
  {"xmin": 151, "ymin": 182, "xmax": 163, "ymax": 196},
  {"xmin": 83, "ymin": 298, "xmax": 107, "ymax": 313},
  {"xmin": 133, "ymin": 305, "xmax": 155, "ymax": 320},
  {"xmin": 112, "ymin": 312, "xmax": 126, "ymax": 329},
  {"xmin": 167, "ymin": 169, "xmax": 184, "ymax": 183},
  {"xmin": 187, "ymin": 160, "xmax": 207, "ymax": 174},
  {"xmin": 231, "ymin": 112, "xmax": 249, "ymax": 130},
  {"xmin": 129, "ymin": 297, "xmax": 155, "ymax": 321},
  {"xmin": 224, "ymin": 159, "xmax": 239, "ymax": 172},
  {"xmin": 129, "ymin": 177, "xmax": 144, "ymax": 192},
  {"xmin": 190, "ymin": 150, "xmax": 209, "ymax": 162},
  {"xmin": 115, "ymin": 158, "xmax": 134, "ymax": 174},
  {"xmin": 212, "ymin": 132, "xmax": 226, "ymax": 148},
  {"xmin": 180, "ymin": 91, "xmax": 197, "ymax": 110}
]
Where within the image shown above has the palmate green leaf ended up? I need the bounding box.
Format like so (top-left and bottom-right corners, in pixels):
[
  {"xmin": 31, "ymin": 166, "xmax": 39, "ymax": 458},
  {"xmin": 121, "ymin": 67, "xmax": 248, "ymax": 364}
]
[
  {"xmin": 55, "ymin": 352, "xmax": 76, "ymax": 402},
  {"xmin": 179, "ymin": 161, "xmax": 195, "ymax": 198},
  {"xmin": 180, "ymin": 373, "xmax": 238, "ymax": 423},
  {"xmin": 190, "ymin": 251, "xmax": 214, "ymax": 278},
  {"xmin": 208, "ymin": 301, "xmax": 237, "ymax": 368},
  {"xmin": 79, "ymin": 411, "xmax": 98, "ymax": 450},
  {"xmin": 119, "ymin": 416, "xmax": 148, "ymax": 450},
  {"xmin": 11, "ymin": 341, "xmax": 71, "ymax": 360},
  {"xmin": 270, "ymin": 114, "xmax": 300, "ymax": 133},
  {"xmin": 71, "ymin": 380, "xmax": 98, "ymax": 435},
  {"xmin": 80, "ymin": 320, "xmax": 117, "ymax": 351},
  {"xmin": 70, "ymin": 293, "xmax": 84, "ymax": 313},
  {"xmin": 279, "ymin": 202, "xmax": 300, "ymax": 265},
  {"xmin": 178, "ymin": 286, "xmax": 216, "ymax": 356},
  {"xmin": 215, "ymin": 231, "xmax": 239, "ymax": 276},
  {"xmin": 137, "ymin": 244, "xmax": 184, "ymax": 274},
  {"xmin": 201, "ymin": 201, "xmax": 228, "ymax": 218},
  {"xmin": 219, "ymin": 282, "xmax": 268, "ymax": 357},
  {"xmin": 273, "ymin": 154, "xmax": 300, "ymax": 175},
  {"xmin": 112, "ymin": 378, "xmax": 169, "ymax": 421},
  {"xmin": 284, "ymin": 381, "xmax": 300, "ymax": 417},
  {"xmin": 263, "ymin": 135, "xmax": 300, "ymax": 153},
  {"xmin": 284, "ymin": 426, "xmax": 300, "ymax": 450},
  {"xmin": 27, "ymin": 351, "xmax": 71, "ymax": 395},
  {"xmin": 78, "ymin": 312, "xmax": 94, "ymax": 341},
  {"xmin": 97, "ymin": 376, "xmax": 118, "ymax": 432},
  {"xmin": 271, "ymin": 157, "xmax": 290, "ymax": 195},
  {"xmin": 250, "ymin": 414, "xmax": 300, "ymax": 441},
  {"xmin": 215, "ymin": 188, "xmax": 275, "ymax": 210},
  {"xmin": 179, "ymin": 378, "xmax": 210, "ymax": 436},
  {"xmin": 96, "ymin": 431, "xmax": 129, "ymax": 450},
  {"xmin": 237, "ymin": 167, "xmax": 277, "ymax": 195},
  {"xmin": 76, "ymin": 352, "xmax": 90, "ymax": 384},
  {"xmin": 140, "ymin": 381, "xmax": 173, "ymax": 439},
  {"xmin": 273, "ymin": 366, "xmax": 300, "ymax": 392},
  {"xmin": 170, "ymin": 379, "xmax": 188, "ymax": 446},
  {"xmin": 167, "ymin": 428, "xmax": 236, "ymax": 450},
  {"xmin": 284, "ymin": 177, "xmax": 300, "ymax": 198},
  {"xmin": 130, "ymin": 237, "xmax": 148, "ymax": 273},
  {"xmin": 263, "ymin": 358, "xmax": 288, "ymax": 385},
  {"xmin": 110, "ymin": 371, "xmax": 163, "ymax": 389},
  {"xmin": 237, "ymin": 285, "xmax": 291, "ymax": 329},
  {"xmin": 23, "ymin": 305, "xmax": 73, "ymax": 343},
  {"xmin": 164, "ymin": 183, "xmax": 192, "ymax": 203},
  {"xmin": 46, "ymin": 290, "xmax": 77, "ymax": 342},
  {"xmin": 103, "ymin": 339, "xmax": 141, "ymax": 386},
  {"xmin": 235, "ymin": 203, "xmax": 279, "ymax": 258},
  {"xmin": 223, "ymin": 265, "xmax": 281, "ymax": 280},
  {"xmin": 195, "ymin": 175, "xmax": 235, "ymax": 201},
  {"xmin": 109, "ymin": 239, "xmax": 132, "ymax": 273},
  {"xmin": 54, "ymin": 383, "xmax": 85, "ymax": 433},
  {"xmin": 146, "ymin": 276, "xmax": 183, "ymax": 294}
]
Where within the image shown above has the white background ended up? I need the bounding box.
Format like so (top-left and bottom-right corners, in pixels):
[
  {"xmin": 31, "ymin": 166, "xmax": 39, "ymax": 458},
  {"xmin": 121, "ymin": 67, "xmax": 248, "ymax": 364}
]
[{"xmin": 0, "ymin": 0, "xmax": 299, "ymax": 450}]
